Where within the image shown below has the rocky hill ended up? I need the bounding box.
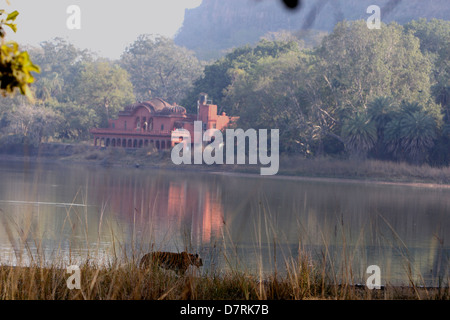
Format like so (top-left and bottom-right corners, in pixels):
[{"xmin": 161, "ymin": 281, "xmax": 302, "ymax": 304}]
[{"xmin": 174, "ymin": 0, "xmax": 450, "ymax": 60}]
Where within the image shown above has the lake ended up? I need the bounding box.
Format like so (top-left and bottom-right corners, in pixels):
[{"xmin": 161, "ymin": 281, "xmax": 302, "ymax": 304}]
[{"xmin": 0, "ymin": 159, "xmax": 448, "ymax": 287}]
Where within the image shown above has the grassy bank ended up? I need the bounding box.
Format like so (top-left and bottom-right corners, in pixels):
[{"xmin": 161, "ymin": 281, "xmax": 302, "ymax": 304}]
[
  {"xmin": 0, "ymin": 259, "xmax": 447, "ymax": 300},
  {"xmin": 2, "ymin": 142, "xmax": 450, "ymax": 185},
  {"xmin": 0, "ymin": 144, "xmax": 449, "ymax": 301},
  {"xmin": 57, "ymin": 146, "xmax": 450, "ymax": 185}
]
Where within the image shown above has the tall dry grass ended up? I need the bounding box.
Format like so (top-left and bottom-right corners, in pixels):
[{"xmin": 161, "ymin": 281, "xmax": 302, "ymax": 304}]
[{"xmin": 0, "ymin": 184, "xmax": 448, "ymax": 300}]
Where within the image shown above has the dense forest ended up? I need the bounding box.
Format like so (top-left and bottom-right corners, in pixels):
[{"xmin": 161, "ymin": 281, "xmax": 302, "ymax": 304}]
[{"xmin": 0, "ymin": 17, "xmax": 449, "ymax": 166}]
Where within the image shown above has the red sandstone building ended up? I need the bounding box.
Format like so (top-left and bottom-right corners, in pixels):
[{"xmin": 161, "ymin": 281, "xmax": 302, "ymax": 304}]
[{"xmin": 90, "ymin": 94, "xmax": 238, "ymax": 150}]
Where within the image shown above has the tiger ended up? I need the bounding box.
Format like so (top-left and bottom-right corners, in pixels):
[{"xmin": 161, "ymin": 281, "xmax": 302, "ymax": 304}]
[{"xmin": 139, "ymin": 251, "xmax": 203, "ymax": 275}]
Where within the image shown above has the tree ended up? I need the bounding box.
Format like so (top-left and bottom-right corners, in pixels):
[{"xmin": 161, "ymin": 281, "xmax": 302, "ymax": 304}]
[
  {"xmin": 2, "ymin": 103, "xmax": 62, "ymax": 145},
  {"xmin": 0, "ymin": 6, "xmax": 39, "ymax": 99},
  {"xmin": 367, "ymin": 96, "xmax": 397, "ymax": 158},
  {"xmin": 224, "ymin": 49, "xmax": 319, "ymax": 154},
  {"xmin": 182, "ymin": 39, "xmax": 301, "ymax": 114},
  {"xmin": 405, "ymin": 19, "xmax": 450, "ymax": 55},
  {"xmin": 28, "ymin": 39, "xmax": 135, "ymax": 139},
  {"xmin": 70, "ymin": 60, "xmax": 135, "ymax": 127},
  {"xmin": 50, "ymin": 101, "xmax": 97, "ymax": 141},
  {"xmin": 316, "ymin": 21, "xmax": 436, "ymax": 116},
  {"xmin": 302, "ymin": 20, "xmax": 442, "ymax": 156},
  {"xmin": 30, "ymin": 38, "xmax": 93, "ymax": 103},
  {"xmin": 341, "ymin": 112, "xmax": 377, "ymax": 159},
  {"xmin": 384, "ymin": 102, "xmax": 437, "ymax": 164},
  {"xmin": 405, "ymin": 19, "xmax": 450, "ymax": 122},
  {"xmin": 121, "ymin": 35, "xmax": 203, "ymax": 104}
]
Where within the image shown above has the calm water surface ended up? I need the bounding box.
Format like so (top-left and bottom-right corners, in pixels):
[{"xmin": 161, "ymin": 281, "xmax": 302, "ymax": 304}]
[{"xmin": 0, "ymin": 159, "xmax": 448, "ymax": 287}]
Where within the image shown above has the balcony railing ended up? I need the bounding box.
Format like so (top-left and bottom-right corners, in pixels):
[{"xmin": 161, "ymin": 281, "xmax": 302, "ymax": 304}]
[{"xmin": 90, "ymin": 128, "xmax": 171, "ymax": 136}]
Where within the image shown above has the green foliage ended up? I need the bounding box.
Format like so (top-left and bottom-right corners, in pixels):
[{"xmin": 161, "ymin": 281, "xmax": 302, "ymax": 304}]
[
  {"xmin": 317, "ymin": 21, "xmax": 434, "ymax": 115},
  {"xmin": 367, "ymin": 96, "xmax": 397, "ymax": 159},
  {"xmin": 221, "ymin": 19, "xmax": 447, "ymax": 163},
  {"xmin": 31, "ymin": 38, "xmax": 92, "ymax": 103},
  {"xmin": 405, "ymin": 19, "xmax": 450, "ymax": 119},
  {"xmin": 405, "ymin": 19, "xmax": 450, "ymax": 55},
  {"xmin": 0, "ymin": 8, "xmax": 39, "ymax": 99},
  {"xmin": 70, "ymin": 61, "xmax": 135, "ymax": 127},
  {"xmin": 383, "ymin": 102, "xmax": 438, "ymax": 164},
  {"xmin": 48, "ymin": 101, "xmax": 98, "ymax": 141},
  {"xmin": 120, "ymin": 35, "xmax": 203, "ymax": 104},
  {"xmin": 1, "ymin": 103, "xmax": 62, "ymax": 145},
  {"xmin": 341, "ymin": 113, "xmax": 377, "ymax": 159},
  {"xmin": 1, "ymin": 14, "xmax": 449, "ymax": 166},
  {"xmin": 182, "ymin": 39, "xmax": 301, "ymax": 114},
  {"xmin": 1, "ymin": 38, "xmax": 135, "ymax": 143}
]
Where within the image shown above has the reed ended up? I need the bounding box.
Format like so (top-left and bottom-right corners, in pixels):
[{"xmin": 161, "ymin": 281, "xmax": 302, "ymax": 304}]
[{"xmin": 0, "ymin": 184, "xmax": 448, "ymax": 300}]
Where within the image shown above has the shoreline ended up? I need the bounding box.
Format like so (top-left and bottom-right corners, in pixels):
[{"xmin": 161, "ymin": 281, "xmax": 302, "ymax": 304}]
[
  {"xmin": 2, "ymin": 153, "xmax": 450, "ymax": 190},
  {"xmin": 2, "ymin": 152, "xmax": 450, "ymax": 190},
  {"xmin": 210, "ymin": 171, "xmax": 450, "ymax": 190},
  {"xmin": 0, "ymin": 152, "xmax": 448, "ymax": 300},
  {"xmin": 0, "ymin": 265, "xmax": 446, "ymax": 300}
]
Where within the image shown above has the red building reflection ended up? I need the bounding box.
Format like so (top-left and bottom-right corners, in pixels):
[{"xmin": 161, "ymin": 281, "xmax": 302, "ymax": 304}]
[{"xmin": 88, "ymin": 171, "xmax": 224, "ymax": 245}]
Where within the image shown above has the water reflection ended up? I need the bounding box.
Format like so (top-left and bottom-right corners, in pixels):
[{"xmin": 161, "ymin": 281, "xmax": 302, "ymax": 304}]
[
  {"xmin": 0, "ymin": 160, "xmax": 448, "ymax": 286},
  {"xmin": 86, "ymin": 169, "xmax": 225, "ymax": 249}
]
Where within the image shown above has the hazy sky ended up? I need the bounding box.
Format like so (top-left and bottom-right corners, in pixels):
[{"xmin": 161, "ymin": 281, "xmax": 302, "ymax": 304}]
[{"xmin": 7, "ymin": 0, "xmax": 202, "ymax": 60}]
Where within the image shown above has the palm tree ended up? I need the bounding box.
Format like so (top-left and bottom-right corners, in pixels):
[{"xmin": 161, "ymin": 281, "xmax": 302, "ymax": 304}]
[
  {"xmin": 383, "ymin": 117, "xmax": 403, "ymax": 160},
  {"xmin": 368, "ymin": 96, "xmax": 396, "ymax": 128},
  {"xmin": 367, "ymin": 96, "xmax": 397, "ymax": 159},
  {"xmin": 384, "ymin": 102, "xmax": 437, "ymax": 164},
  {"xmin": 399, "ymin": 110, "xmax": 437, "ymax": 164},
  {"xmin": 341, "ymin": 112, "xmax": 377, "ymax": 159}
]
